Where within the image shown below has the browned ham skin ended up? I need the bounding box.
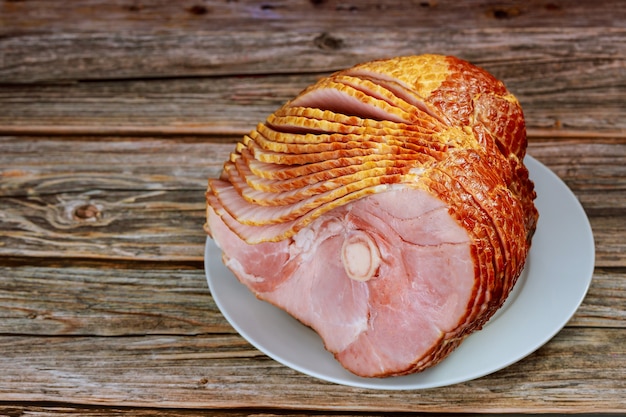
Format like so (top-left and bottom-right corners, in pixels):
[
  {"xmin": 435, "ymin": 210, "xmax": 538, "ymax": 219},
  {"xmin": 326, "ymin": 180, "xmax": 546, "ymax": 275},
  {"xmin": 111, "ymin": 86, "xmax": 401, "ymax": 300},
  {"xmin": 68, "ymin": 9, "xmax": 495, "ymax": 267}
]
[{"xmin": 205, "ymin": 54, "xmax": 538, "ymax": 378}]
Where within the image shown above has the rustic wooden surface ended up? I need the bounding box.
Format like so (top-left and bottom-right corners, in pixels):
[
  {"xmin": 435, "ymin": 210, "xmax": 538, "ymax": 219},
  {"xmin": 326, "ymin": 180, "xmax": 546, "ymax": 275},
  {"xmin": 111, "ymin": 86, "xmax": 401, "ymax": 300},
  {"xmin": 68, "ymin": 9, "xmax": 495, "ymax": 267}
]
[{"xmin": 0, "ymin": 0, "xmax": 625, "ymax": 415}]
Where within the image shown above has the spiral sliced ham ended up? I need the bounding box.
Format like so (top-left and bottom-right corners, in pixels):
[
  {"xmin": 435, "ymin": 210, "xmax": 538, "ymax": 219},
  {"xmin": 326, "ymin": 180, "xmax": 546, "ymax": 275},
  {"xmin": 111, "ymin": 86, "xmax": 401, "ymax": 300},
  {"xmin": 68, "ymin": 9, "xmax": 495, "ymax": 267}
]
[{"xmin": 205, "ymin": 54, "xmax": 538, "ymax": 378}]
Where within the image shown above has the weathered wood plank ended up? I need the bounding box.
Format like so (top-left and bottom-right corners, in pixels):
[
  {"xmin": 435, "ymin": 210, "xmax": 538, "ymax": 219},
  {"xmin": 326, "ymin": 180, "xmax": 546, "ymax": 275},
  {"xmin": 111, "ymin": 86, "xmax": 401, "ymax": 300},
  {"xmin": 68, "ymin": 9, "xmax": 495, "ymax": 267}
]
[
  {"xmin": 0, "ymin": 263, "xmax": 622, "ymax": 337},
  {"xmin": 0, "ymin": 138, "xmax": 623, "ymax": 200},
  {"xmin": 1, "ymin": 188, "xmax": 621, "ymax": 264},
  {"xmin": 4, "ymin": 137, "xmax": 624, "ymax": 200},
  {"xmin": 0, "ymin": 189, "xmax": 207, "ymax": 261},
  {"xmin": 0, "ymin": 137, "xmax": 234, "ymax": 197},
  {"xmin": 0, "ymin": 408, "xmax": 517, "ymax": 417},
  {"xmin": 2, "ymin": 0, "xmax": 623, "ymax": 33},
  {"xmin": 0, "ymin": 137, "xmax": 228, "ymax": 260},
  {"xmin": 0, "ymin": 1, "xmax": 622, "ymax": 413},
  {"xmin": 575, "ymin": 267, "xmax": 626, "ymax": 328},
  {"xmin": 590, "ymin": 216, "xmax": 626, "ymax": 268},
  {"xmin": 0, "ymin": 328, "xmax": 623, "ymax": 412},
  {"xmin": 0, "ymin": 137, "xmax": 624, "ymax": 263},
  {"xmin": 0, "ymin": 410, "xmax": 609, "ymax": 417},
  {"xmin": 0, "ymin": 75, "xmax": 300, "ymax": 135},
  {"xmin": 0, "ymin": 265, "xmax": 231, "ymax": 336},
  {"xmin": 527, "ymin": 140, "xmax": 626, "ymax": 214},
  {"xmin": 0, "ymin": 27, "xmax": 623, "ymax": 84},
  {"xmin": 1, "ymin": 43, "xmax": 624, "ymax": 135},
  {"xmin": 2, "ymin": 409, "xmax": 583, "ymax": 417}
]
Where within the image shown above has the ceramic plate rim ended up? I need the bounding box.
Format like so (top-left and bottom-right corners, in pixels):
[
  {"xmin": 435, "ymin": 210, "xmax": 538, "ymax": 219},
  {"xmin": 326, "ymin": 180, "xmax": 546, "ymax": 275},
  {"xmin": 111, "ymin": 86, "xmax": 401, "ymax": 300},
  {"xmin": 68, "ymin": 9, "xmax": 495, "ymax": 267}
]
[{"xmin": 204, "ymin": 155, "xmax": 595, "ymax": 389}]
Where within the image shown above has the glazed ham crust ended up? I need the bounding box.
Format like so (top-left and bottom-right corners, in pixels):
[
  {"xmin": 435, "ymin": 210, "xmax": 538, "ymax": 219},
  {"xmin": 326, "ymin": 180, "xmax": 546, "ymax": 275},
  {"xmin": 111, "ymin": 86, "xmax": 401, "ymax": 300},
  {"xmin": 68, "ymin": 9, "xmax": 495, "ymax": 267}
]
[{"xmin": 205, "ymin": 54, "xmax": 538, "ymax": 378}]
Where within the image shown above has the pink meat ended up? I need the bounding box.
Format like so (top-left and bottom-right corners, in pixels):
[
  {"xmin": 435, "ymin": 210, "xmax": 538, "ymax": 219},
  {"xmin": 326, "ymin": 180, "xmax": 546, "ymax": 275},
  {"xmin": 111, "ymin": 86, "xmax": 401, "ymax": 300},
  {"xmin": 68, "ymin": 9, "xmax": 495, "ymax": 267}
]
[{"xmin": 208, "ymin": 186, "xmax": 475, "ymax": 377}]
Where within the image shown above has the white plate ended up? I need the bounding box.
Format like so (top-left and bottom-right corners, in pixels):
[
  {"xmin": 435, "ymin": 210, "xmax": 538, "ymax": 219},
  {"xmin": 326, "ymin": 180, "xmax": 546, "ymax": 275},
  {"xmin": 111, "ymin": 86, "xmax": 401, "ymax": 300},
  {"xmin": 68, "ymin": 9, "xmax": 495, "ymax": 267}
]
[{"xmin": 204, "ymin": 155, "xmax": 595, "ymax": 389}]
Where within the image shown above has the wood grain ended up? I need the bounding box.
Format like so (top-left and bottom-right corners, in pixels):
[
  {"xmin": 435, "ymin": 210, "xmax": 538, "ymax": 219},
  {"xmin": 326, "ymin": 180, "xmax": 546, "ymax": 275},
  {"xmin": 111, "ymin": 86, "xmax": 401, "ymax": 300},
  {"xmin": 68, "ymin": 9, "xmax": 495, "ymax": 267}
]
[
  {"xmin": 0, "ymin": 26, "xmax": 623, "ymax": 83},
  {"xmin": 0, "ymin": 189, "xmax": 206, "ymax": 261},
  {"xmin": 0, "ymin": 265, "xmax": 228, "ymax": 336},
  {"xmin": 0, "ymin": 328, "xmax": 623, "ymax": 412},
  {"xmin": 1, "ymin": 52, "xmax": 624, "ymax": 136},
  {"xmin": 3, "ymin": 186, "xmax": 617, "ymax": 263},
  {"xmin": 0, "ymin": 137, "xmax": 233, "ymax": 197},
  {"xmin": 0, "ymin": 0, "xmax": 624, "ymax": 413},
  {"xmin": 0, "ymin": 409, "xmax": 565, "ymax": 417},
  {"xmin": 0, "ymin": 262, "xmax": 623, "ymax": 412},
  {"xmin": 2, "ymin": 0, "xmax": 624, "ymax": 33},
  {"xmin": 1, "ymin": 0, "xmax": 624, "ymax": 83},
  {"xmin": 1, "ymin": 137, "xmax": 623, "ymax": 263},
  {"xmin": 0, "ymin": 261, "xmax": 623, "ymax": 338}
]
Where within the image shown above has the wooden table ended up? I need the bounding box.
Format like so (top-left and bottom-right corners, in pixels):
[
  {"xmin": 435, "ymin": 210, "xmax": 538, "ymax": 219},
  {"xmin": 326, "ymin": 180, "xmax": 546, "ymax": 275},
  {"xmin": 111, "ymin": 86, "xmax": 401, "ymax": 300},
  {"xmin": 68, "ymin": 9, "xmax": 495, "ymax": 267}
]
[{"xmin": 1, "ymin": 1, "xmax": 624, "ymax": 415}]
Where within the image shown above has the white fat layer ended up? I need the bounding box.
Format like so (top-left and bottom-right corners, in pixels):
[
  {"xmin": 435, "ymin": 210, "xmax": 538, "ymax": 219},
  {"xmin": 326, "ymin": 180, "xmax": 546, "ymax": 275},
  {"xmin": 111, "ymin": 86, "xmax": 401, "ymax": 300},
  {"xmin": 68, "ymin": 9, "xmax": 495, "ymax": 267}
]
[
  {"xmin": 290, "ymin": 216, "xmax": 344, "ymax": 262},
  {"xmin": 225, "ymin": 256, "xmax": 264, "ymax": 283}
]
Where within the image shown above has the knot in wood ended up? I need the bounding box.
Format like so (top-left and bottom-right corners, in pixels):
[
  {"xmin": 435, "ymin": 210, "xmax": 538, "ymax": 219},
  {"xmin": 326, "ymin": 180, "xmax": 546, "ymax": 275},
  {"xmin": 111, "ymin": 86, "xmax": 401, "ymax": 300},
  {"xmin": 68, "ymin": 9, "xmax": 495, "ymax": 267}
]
[
  {"xmin": 313, "ymin": 33, "xmax": 344, "ymax": 50},
  {"xmin": 488, "ymin": 6, "xmax": 522, "ymax": 19},
  {"xmin": 73, "ymin": 204, "xmax": 101, "ymax": 221},
  {"xmin": 187, "ymin": 4, "xmax": 209, "ymax": 15}
]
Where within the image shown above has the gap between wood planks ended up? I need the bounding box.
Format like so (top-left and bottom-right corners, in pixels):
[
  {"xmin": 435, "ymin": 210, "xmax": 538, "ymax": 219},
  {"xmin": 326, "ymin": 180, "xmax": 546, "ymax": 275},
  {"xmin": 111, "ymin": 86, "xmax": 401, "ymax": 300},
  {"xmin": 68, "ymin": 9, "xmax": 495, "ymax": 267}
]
[{"xmin": 1, "ymin": 125, "xmax": 625, "ymax": 140}]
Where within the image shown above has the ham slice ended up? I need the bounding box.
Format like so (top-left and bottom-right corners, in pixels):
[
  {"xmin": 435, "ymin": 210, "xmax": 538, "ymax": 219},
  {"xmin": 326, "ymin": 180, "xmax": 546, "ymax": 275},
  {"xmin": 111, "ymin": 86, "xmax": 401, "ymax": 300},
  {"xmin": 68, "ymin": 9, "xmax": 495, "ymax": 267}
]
[{"xmin": 205, "ymin": 54, "xmax": 538, "ymax": 377}]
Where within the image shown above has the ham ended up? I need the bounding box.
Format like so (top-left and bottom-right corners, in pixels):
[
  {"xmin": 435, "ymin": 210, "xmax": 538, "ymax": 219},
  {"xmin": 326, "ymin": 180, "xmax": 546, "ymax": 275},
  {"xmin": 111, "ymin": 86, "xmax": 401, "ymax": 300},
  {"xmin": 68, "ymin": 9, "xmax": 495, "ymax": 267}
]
[{"xmin": 204, "ymin": 54, "xmax": 538, "ymax": 377}]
